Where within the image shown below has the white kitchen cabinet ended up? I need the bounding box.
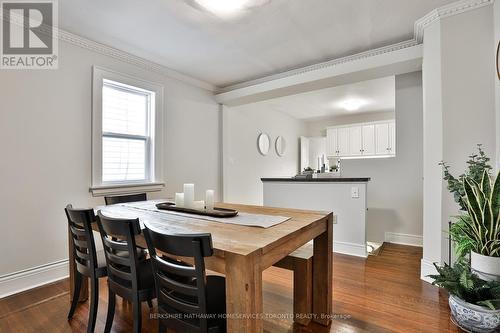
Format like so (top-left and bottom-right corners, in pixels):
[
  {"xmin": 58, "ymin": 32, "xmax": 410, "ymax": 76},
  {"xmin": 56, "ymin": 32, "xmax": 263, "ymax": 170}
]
[
  {"xmin": 337, "ymin": 127, "xmax": 350, "ymax": 156},
  {"xmin": 349, "ymin": 126, "xmax": 362, "ymax": 156},
  {"xmin": 325, "ymin": 128, "xmax": 338, "ymax": 156},
  {"xmin": 326, "ymin": 120, "xmax": 395, "ymax": 158},
  {"xmin": 362, "ymin": 125, "xmax": 375, "ymax": 155},
  {"xmin": 375, "ymin": 123, "xmax": 390, "ymax": 155},
  {"xmin": 389, "ymin": 121, "xmax": 396, "ymax": 154}
]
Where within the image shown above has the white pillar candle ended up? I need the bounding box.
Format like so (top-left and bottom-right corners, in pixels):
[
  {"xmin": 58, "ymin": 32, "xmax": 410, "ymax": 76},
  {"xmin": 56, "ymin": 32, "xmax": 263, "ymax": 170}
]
[
  {"xmin": 174, "ymin": 193, "xmax": 184, "ymax": 207},
  {"xmin": 193, "ymin": 200, "xmax": 205, "ymax": 210},
  {"xmin": 183, "ymin": 183, "xmax": 194, "ymax": 208},
  {"xmin": 205, "ymin": 190, "xmax": 214, "ymax": 210}
]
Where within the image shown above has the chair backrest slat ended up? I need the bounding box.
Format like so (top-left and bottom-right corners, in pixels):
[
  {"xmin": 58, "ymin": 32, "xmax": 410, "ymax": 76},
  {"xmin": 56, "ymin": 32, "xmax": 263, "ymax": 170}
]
[
  {"xmin": 74, "ymin": 248, "xmax": 90, "ymax": 260},
  {"xmin": 102, "ymin": 236, "xmax": 129, "ymax": 252},
  {"xmin": 154, "ymin": 256, "xmax": 197, "ymax": 278},
  {"xmin": 104, "ymin": 193, "xmax": 147, "ymax": 205},
  {"xmin": 65, "ymin": 205, "xmax": 99, "ymax": 277},
  {"xmin": 159, "ymin": 289, "xmax": 201, "ymax": 314},
  {"xmin": 105, "ymin": 252, "xmax": 132, "ymax": 267},
  {"xmin": 96, "ymin": 211, "xmax": 142, "ymax": 290},
  {"xmin": 107, "ymin": 264, "xmax": 133, "ymax": 281},
  {"xmin": 69, "ymin": 225, "xmax": 87, "ymax": 237},
  {"xmin": 72, "ymin": 238, "xmax": 88, "ymax": 249},
  {"xmin": 144, "ymin": 225, "xmax": 214, "ymax": 332},
  {"xmin": 156, "ymin": 272, "xmax": 198, "ymax": 297}
]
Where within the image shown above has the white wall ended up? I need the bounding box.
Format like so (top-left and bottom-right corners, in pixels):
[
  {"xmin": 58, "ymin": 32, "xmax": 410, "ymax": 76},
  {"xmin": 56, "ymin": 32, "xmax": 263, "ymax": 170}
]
[
  {"xmin": 0, "ymin": 39, "xmax": 220, "ymax": 278},
  {"xmin": 223, "ymin": 104, "xmax": 307, "ymax": 205},
  {"xmin": 421, "ymin": 4, "xmax": 496, "ymax": 281},
  {"xmin": 495, "ymin": 1, "xmax": 500, "ymax": 171},
  {"xmin": 306, "ymin": 72, "xmax": 423, "ymax": 244}
]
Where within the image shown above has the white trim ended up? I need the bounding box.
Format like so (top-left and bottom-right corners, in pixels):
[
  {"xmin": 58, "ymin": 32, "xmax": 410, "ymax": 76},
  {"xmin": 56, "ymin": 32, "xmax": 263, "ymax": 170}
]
[
  {"xmin": 0, "ymin": 14, "xmax": 214, "ymax": 91},
  {"xmin": 385, "ymin": 232, "xmax": 423, "ymax": 247},
  {"xmin": 90, "ymin": 182, "xmax": 165, "ymax": 197},
  {"xmin": 333, "ymin": 241, "xmax": 368, "ymax": 258},
  {"xmin": 0, "ymin": 260, "xmax": 69, "ymax": 299},
  {"xmin": 216, "ymin": 0, "xmax": 494, "ymax": 96},
  {"xmin": 420, "ymin": 258, "xmax": 438, "ymax": 284},
  {"xmin": 215, "ymin": 44, "xmax": 423, "ymax": 106},
  {"xmin": 91, "ymin": 66, "xmax": 165, "ymax": 191},
  {"xmin": 1, "ymin": 0, "xmax": 490, "ymax": 93},
  {"xmin": 414, "ymin": 0, "xmax": 495, "ymax": 42},
  {"xmin": 217, "ymin": 39, "xmax": 419, "ymax": 93}
]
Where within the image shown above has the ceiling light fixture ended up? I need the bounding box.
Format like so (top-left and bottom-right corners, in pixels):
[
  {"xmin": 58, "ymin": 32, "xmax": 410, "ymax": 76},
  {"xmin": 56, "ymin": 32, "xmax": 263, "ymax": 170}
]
[
  {"xmin": 339, "ymin": 99, "xmax": 367, "ymax": 111},
  {"xmin": 193, "ymin": 0, "xmax": 269, "ymax": 19}
]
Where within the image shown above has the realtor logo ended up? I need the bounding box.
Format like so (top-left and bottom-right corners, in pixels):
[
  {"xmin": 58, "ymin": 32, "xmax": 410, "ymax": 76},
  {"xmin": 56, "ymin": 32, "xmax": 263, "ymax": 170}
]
[{"xmin": 1, "ymin": 0, "xmax": 58, "ymax": 69}]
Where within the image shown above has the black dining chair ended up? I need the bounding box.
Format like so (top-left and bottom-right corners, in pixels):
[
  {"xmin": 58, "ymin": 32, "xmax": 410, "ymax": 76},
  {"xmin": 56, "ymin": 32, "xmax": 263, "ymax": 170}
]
[
  {"xmin": 104, "ymin": 193, "xmax": 147, "ymax": 205},
  {"xmin": 65, "ymin": 205, "xmax": 107, "ymax": 333},
  {"xmin": 96, "ymin": 211, "xmax": 155, "ymax": 333},
  {"xmin": 143, "ymin": 225, "xmax": 227, "ymax": 333}
]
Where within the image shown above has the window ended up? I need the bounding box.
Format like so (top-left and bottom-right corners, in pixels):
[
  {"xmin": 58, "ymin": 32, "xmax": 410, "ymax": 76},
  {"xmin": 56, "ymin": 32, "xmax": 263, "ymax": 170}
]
[{"xmin": 91, "ymin": 67, "xmax": 164, "ymax": 196}]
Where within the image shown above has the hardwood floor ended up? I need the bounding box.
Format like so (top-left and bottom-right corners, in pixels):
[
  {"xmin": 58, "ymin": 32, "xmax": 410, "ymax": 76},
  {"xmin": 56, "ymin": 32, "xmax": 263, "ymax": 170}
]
[{"xmin": 0, "ymin": 243, "xmax": 460, "ymax": 333}]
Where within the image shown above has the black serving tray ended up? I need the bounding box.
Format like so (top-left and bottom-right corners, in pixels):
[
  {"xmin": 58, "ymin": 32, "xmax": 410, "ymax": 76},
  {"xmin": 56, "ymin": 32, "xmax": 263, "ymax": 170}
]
[{"xmin": 156, "ymin": 202, "xmax": 238, "ymax": 218}]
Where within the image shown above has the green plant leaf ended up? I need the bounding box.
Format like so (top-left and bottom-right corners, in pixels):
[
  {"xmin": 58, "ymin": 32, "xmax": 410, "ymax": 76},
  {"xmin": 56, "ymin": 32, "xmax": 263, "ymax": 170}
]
[
  {"xmin": 477, "ymin": 299, "xmax": 500, "ymax": 310},
  {"xmin": 481, "ymin": 170, "xmax": 491, "ymax": 196},
  {"xmin": 464, "ymin": 178, "xmax": 483, "ymax": 223},
  {"xmin": 490, "ymin": 170, "xmax": 500, "ymax": 226},
  {"xmin": 460, "ymin": 270, "xmax": 474, "ymax": 290}
]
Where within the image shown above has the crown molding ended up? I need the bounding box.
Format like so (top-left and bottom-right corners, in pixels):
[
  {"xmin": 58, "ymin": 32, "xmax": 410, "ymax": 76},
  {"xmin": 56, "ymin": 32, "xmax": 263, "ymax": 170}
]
[
  {"xmin": 56, "ymin": 30, "xmax": 215, "ymax": 92},
  {"xmin": 414, "ymin": 0, "xmax": 495, "ymax": 42},
  {"xmin": 57, "ymin": 29, "xmax": 216, "ymax": 92},
  {"xmin": 0, "ymin": 12, "xmax": 215, "ymax": 91},
  {"xmin": 217, "ymin": 39, "xmax": 419, "ymax": 93},
  {"xmin": 219, "ymin": 0, "xmax": 495, "ymax": 94},
  {"xmin": 1, "ymin": 0, "xmax": 494, "ymax": 93}
]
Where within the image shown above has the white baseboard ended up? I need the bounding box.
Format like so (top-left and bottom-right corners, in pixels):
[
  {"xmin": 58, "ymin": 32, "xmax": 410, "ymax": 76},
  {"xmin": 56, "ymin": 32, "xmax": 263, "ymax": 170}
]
[
  {"xmin": 0, "ymin": 259, "xmax": 69, "ymax": 299},
  {"xmin": 385, "ymin": 232, "xmax": 423, "ymax": 247},
  {"xmin": 334, "ymin": 241, "xmax": 367, "ymax": 258},
  {"xmin": 420, "ymin": 258, "xmax": 438, "ymax": 284}
]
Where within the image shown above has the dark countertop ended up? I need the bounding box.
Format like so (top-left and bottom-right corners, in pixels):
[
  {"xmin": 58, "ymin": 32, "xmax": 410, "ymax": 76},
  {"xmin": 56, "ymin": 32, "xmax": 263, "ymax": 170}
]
[{"xmin": 261, "ymin": 177, "xmax": 371, "ymax": 182}]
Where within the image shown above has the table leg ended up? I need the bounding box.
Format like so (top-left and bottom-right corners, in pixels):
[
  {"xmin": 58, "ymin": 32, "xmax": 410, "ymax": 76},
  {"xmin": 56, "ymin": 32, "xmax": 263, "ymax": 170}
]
[
  {"xmin": 293, "ymin": 258, "xmax": 313, "ymax": 326},
  {"xmin": 68, "ymin": 225, "xmax": 88, "ymax": 302},
  {"xmin": 312, "ymin": 214, "xmax": 333, "ymax": 326},
  {"xmin": 225, "ymin": 252, "xmax": 263, "ymax": 333}
]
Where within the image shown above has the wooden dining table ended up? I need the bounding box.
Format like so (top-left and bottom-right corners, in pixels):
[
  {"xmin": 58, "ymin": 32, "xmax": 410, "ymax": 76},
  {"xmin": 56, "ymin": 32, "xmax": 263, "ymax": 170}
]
[{"xmin": 68, "ymin": 201, "xmax": 334, "ymax": 333}]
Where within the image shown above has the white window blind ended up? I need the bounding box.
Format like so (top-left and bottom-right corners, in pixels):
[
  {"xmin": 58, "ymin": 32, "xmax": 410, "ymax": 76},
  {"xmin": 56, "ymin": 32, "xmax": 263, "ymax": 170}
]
[{"xmin": 101, "ymin": 80, "xmax": 153, "ymax": 183}]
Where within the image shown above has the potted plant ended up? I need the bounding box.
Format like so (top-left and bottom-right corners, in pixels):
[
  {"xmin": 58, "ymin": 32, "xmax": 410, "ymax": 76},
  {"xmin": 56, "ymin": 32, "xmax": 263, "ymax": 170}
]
[
  {"xmin": 430, "ymin": 260, "xmax": 500, "ymax": 332},
  {"xmin": 440, "ymin": 144, "xmax": 493, "ymax": 211},
  {"xmin": 461, "ymin": 170, "xmax": 500, "ymax": 281},
  {"xmin": 441, "ymin": 145, "xmax": 500, "ymax": 281}
]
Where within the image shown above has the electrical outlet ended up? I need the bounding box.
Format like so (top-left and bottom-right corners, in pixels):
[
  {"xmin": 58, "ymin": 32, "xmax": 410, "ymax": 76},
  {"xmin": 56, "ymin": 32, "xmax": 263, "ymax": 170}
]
[{"xmin": 351, "ymin": 186, "xmax": 359, "ymax": 198}]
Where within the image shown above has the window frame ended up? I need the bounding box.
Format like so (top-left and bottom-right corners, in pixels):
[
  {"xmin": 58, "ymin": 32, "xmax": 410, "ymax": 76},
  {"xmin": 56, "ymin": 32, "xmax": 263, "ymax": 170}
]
[{"xmin": 91, "ymin": 66, "xmax": 164, "ymax": 196}]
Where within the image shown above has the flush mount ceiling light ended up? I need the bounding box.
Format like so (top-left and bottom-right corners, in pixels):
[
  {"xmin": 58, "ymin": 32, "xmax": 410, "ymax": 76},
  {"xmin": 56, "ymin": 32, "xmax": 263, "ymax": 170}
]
[
  {"xmin": 192, "ymin": 0, "xmax": 269, "ymax": 19},
  {"xmin": 338, "ymin": 98, "xmax": 368, "ymax": 111}
]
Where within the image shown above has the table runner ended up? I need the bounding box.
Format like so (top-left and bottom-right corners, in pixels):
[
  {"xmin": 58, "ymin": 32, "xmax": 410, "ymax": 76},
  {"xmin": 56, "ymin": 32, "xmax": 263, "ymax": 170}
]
[{"xmin": 97, "ymin": 200, "xmax": 290, "ymax": 229}]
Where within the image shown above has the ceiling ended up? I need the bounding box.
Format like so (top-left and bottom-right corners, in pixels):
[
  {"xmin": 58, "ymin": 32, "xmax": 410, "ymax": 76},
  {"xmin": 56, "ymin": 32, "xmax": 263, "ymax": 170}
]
[
  {"xmin": 59, "ymin": 0, "xmax": 455, "ymax": 88},
  {"xmin": 251, "ymin": 76, "xmax": 395, "ymax": 120}
]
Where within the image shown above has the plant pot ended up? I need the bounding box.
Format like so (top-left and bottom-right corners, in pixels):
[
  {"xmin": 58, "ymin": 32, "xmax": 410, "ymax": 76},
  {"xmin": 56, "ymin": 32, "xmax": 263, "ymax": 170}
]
[
  {"xmin": 449, "ymin": 294, "xmax": 500, "ymax": 332},
  {"xmin": 471, "ymin": 251, "xmax": 500, "ymax": 281}
]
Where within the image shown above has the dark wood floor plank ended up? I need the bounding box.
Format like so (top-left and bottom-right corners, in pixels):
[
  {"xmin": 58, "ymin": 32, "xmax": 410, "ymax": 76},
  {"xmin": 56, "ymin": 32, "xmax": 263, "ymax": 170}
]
[{"xmin": 0, "ymin": 243, "xmax": 459, "ymax": 333}]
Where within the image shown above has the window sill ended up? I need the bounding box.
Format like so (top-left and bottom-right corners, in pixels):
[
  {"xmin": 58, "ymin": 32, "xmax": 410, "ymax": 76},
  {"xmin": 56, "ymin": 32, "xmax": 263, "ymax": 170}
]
[{"xmin": 90, "ymin": 182, "xmax": 165, "ymax": 197}]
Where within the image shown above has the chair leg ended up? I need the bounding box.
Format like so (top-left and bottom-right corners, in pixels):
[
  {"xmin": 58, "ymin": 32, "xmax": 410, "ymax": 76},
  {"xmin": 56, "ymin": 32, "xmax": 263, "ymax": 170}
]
[
  {"xmin": 132, "ymin": 297, "xmax": 142, "ymax": 333},
  {"xmin": 67, "ymin": 271, "xmax": 82, "ymax": 319},
  {"xmin": 87, "ymin": 277, "xmax": 99, "ymax": 333},
  {"xmin": 104, "ymin": 290, "xmax": 116, "ymax": 333}
]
